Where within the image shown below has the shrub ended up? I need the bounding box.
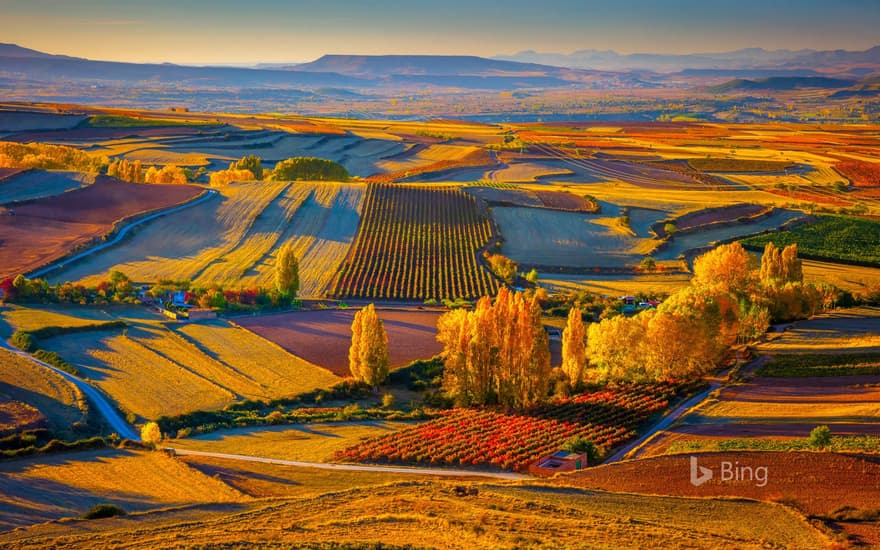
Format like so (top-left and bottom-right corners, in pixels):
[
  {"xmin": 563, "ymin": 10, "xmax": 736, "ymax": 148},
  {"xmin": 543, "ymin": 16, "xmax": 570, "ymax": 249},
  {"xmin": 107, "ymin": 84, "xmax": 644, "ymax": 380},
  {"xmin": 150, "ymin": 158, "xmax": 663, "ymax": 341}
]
[
  {"xmin": 10, "ymin": 330, "xmax": 36, "ymax": 352},
  {"xmin": 80, "ymin": 504, "xmax": 126, "ymax": 520},
  {"xmin": 809, "ymin": 425, "xmax": 832, "ymax": 449},
  {"xmin": 140, "ymin": 422, "xmax": 163, "ymax": 447},
  {"xmin": 382, "ymin": 393, "xmax": 395, "ymax": 409}
]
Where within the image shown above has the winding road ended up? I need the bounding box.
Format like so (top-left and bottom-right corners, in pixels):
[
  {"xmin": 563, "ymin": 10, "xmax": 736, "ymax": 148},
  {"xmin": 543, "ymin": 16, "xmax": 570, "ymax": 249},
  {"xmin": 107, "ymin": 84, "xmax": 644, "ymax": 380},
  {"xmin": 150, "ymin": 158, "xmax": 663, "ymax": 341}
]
[
  {"xmin": 27, "ymin": 188, "xmax": 217, "ymax": 279},
  {"xmin": 0, "ymin": 340, "xmax": 139, "ymax": 440},
  {"xmin": 168, "ymin": 448, "xmax": 530, "ymax": 480}
]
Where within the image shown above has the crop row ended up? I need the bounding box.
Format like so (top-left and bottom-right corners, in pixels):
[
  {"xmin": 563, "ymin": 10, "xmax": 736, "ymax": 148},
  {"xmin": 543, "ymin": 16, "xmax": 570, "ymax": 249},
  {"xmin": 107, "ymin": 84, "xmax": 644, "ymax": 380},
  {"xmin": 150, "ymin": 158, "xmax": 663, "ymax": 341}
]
[
  {"xmin": 330, "ymin": 184, "xmax": 499, "ymax": 300},
  {"xmin": 335, "ymin": 382, "xmax": 682, "ymax": 471}
]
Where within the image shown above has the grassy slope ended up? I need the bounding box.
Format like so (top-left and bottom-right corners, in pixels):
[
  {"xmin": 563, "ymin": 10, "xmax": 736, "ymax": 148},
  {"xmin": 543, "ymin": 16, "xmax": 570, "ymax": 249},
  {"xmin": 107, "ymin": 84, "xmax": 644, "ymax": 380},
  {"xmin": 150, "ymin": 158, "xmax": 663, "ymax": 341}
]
[
  {"xmin": 0, "ymin": 348, "xmax": 85, "ymax": 437},
  {"xmin": 0, "ymin": 449, "xmax": 245, "ymax": 531},
  {"xmin": 0, "ymin": 476, "xmax": 827, "ymax": 549},
  {"xmin": 173, "ymin": 421, "xmax": 412, "ymax": 462}
]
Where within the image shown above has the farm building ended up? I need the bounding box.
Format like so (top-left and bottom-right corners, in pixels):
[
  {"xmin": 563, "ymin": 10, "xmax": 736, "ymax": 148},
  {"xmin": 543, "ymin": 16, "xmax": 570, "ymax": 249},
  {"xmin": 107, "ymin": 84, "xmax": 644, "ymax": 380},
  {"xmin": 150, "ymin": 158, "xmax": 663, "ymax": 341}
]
[{"xmin": 528, "ymin": 450, "xmax": 589, "ymax": 477}]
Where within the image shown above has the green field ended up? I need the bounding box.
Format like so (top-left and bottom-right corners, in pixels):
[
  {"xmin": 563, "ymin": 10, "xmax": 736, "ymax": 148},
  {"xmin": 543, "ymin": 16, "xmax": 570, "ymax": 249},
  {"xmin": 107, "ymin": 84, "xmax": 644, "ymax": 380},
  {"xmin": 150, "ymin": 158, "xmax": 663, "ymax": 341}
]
[{"xmin": 742, "ymin": 215, "xmax": 880, "ymax": 267}]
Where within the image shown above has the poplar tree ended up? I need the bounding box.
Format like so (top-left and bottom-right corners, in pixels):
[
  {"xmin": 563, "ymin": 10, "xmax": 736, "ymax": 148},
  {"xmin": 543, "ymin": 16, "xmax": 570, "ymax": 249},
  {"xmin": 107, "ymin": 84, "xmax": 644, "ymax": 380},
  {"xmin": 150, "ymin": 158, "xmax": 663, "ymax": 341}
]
[
  {"xmin": 348, "ymin": 304, "xmax": 389, "ymax": 390},
  {"xmin": 561, "ymin": 306, "xmax": 587, "ymax": 388},
  {"xmin": 274, "ymin": 244, "xmax": 300, "ymax": 298}
]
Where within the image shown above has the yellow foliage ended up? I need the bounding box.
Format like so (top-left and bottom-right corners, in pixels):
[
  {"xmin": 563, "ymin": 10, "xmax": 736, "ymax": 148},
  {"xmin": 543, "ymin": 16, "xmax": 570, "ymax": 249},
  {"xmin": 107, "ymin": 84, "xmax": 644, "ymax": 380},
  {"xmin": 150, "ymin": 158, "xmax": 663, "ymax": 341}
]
[
  {"xmin": 141, "ymin": 421, "xmax": 163, "ymax": 445},
  {"xmin": 144, "ymin": 164, "xmax": 188, "ymax": 184},
  {"xmin": 209, "ymin": 168, "xmax": 255, "ymax": 186},
  {"xmin": 349, "ymin": 304, "xmax": 389, "ymax": 387}
]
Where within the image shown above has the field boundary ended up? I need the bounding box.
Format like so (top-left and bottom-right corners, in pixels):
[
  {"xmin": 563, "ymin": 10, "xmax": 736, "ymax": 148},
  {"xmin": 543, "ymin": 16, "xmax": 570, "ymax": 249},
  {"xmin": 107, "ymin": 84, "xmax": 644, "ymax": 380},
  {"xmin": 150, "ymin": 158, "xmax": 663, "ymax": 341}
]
[
  {"xmin": 169, "ymin": 447, "xmax": 531, "ymax": 480},
  {"xmin": 27, "ymin": 187, "xmax": 216, "ymax": 279}
]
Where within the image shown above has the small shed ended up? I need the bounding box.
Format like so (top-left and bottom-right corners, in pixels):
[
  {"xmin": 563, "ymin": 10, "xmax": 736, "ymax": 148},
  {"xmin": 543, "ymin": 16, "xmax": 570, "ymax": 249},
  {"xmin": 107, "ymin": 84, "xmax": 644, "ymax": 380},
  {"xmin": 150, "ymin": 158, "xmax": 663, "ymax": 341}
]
[{"xmin": 528, "ymin": 450, "xmax": 588, "ymax": 477}]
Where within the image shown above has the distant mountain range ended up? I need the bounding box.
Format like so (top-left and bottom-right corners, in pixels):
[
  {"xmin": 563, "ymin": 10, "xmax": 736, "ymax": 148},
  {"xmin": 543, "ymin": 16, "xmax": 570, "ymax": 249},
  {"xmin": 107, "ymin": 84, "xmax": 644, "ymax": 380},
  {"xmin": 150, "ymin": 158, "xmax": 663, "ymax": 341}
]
[
  {"xmin": 0, "ymin": 43, "xmax": 877, "ymax": 98},
  {"xmin": 494, "ymin": 46, "xmax": 880, "ymax": 76}
]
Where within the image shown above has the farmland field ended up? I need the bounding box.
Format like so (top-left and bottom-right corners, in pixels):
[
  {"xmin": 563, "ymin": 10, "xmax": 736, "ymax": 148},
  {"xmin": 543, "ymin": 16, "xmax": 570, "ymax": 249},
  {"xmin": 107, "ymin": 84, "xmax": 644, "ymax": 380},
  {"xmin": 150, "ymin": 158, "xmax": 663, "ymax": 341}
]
[
  {"xmin": 492, "ymin": 205, "xmax": 665, "ymax": 268},
  {"xmin": 742, "ymin": 214, "xmax": 880, "ymax": 266},
  {"xmin": 0, "ymin": 177, "xmax": 203, "ymax": 280},
  {"xmin": 236, "ymin": 308, "xmax": 443, "ymax": 376},
  {"xmin": 174, "ymin": 421, "xmax": 414, "ymax": 462},
  {"xmin": 31, "ymin": 309, "xmax": 338, "ymax": 420},
  {"xmin": 0, "ymin": 170, "xmax": 94, "ymax": 204},
  {"xmin": 331, "ymin": 184, "xmax": 498, "ymax": 299},
  {"xmin": 0, "ymin": 449, "xmax": 245, "ymax": 531},
  {"xmin": 336, "ymin": 382, "xmax": 685, "ymax": 471},
  {"xmin": 0, "ymin": 348, "xmax": 86, "ymax": 437},
  {"xmin": 50, "ymin": 181, "xmax": 364, "ymax": 296},
  {"xmin": 636, "ymin": 307, "xmax": 880, "ymax": 458},
  {"xmin": 0, "ymin": 475, "xmax": 826, "ymax": 549},
  {"xmin": 555, "ymin": 451, "xmax": 880, "ymax": 519}
]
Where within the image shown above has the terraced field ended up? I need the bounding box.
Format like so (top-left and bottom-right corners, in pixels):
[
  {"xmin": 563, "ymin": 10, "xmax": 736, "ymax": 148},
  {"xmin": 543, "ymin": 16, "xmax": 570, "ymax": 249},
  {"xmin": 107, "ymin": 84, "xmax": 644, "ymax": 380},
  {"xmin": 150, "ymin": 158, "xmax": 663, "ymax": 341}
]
[{"xmin": 50, "ymin": 181, "xmax": 364, "ymax": 297}]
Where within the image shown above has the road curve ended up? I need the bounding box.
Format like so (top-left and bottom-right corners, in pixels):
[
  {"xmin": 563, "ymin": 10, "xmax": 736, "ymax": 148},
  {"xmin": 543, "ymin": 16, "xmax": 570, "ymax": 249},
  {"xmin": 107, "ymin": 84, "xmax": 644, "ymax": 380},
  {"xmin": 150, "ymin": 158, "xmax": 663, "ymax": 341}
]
[
  {"xmin": 28, "ymin": 188, "xmax": 218, "ymax": 279},
  {"xmin": 0, "ymin": 340, "xmax": 139, "ymax": 440},
  {"xmin": 170, "ymin": 448, "xmax": 531, "ymax": 480}
]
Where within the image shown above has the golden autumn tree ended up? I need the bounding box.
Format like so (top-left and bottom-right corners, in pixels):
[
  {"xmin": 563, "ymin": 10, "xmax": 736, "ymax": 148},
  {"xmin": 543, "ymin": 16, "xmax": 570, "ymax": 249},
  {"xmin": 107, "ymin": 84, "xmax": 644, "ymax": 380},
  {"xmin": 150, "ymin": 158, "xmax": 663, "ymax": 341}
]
[
  {"xmin": 349, "ymin": 304, "xmax": 389, "ymax": 390},
  {"xmin": 209, "ymin": 168, "xmax": 254, "ymax": 186},
  {"xmin": 586, "ymin": 313, "xmax": 651, "ymax": 381},
  {"xmin": 274, "ymin": 243, "xmax": 300, "ymax": 298},
  {"xmin": 761, "ymin": 242, "xmax": 803, "ymax": 286},
  {"xmin": 561, "ymin": 306, "xmax": 587, "ymax": 388},
  {"xmin": 691, "ymin": 241, "xmax": 756, "ymax": 296},
  {"xmin": 140, "ymin": 421, "xmax": 163, "ymax": 447},
  {"xmin": 437, "ymin": 288, "xmax": 549, "ymax": 408}
]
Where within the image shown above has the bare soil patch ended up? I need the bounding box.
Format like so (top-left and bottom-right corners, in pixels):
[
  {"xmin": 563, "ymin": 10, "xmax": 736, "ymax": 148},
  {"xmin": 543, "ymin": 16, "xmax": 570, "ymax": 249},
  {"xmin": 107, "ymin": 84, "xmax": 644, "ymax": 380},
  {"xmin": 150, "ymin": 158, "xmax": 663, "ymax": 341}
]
[
  {"xmin": 0, "ymin": 176, "xmax": 202, "ymax": 278},
  {"xmin": 236, "ymin": 309, "xmax": 443, "ymax": 376}
]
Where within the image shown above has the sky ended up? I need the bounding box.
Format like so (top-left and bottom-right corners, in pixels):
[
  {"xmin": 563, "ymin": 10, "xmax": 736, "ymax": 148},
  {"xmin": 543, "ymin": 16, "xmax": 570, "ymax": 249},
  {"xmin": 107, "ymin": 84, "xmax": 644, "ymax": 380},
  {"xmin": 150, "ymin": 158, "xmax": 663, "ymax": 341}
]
[{"xmin": 1, "ymin": 0, "xmax": 878, "ymax": 65}]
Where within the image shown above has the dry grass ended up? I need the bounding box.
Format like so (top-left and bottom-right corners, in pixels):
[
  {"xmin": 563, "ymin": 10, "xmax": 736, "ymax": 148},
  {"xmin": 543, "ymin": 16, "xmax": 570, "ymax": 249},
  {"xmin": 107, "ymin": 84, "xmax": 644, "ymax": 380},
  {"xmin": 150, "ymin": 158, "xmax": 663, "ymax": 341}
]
[
  {"xmin": 540, "ymin": 273, "xmax": 691, "ymax": 295},
  {"xmin": 758, "ymin": 307, "xmax": 880, "ymax": 354},
  {"xmin": 51, "ymin": 181, "xmax": 364, "ymax": 297},
  {"xmin": 0, "ymin": 449, "xmax": 246, "ymax": 531},
  {"xmin": 173, "ymin": 320, "xmax": 339, "ymax": 395},
  {"xmin": 802, "ymin": 259, "xmax": 880, "ymax": 294},
  {"xmin": 40, "ymin": 317, "xmax": 337, "ymax": 420},
  {"xmin": 0, "ymin": 348, "xmax": 85, "ymax": 436},
  {"xmin": 173, "ymin": 421, "xmax": 411, "ymax": 462},
  {"xmin": 701, "ymin": 399, "xmax": 880, "ymax": 419},
  {"xmin": 378, "ymin": 143, "xmax": 483, "ymax": 172},
  {"xmin": 0, "ymin": 478, "xmax": 828, "ymax": 549}
]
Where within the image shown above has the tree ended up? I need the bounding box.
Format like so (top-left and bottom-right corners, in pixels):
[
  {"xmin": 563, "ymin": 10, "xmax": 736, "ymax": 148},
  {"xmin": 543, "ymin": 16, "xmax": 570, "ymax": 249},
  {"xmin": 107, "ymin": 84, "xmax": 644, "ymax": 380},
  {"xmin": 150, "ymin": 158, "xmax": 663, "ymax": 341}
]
[
  {"xmin": 561, "ymin": 307, "xmax": 587, "ymax": 388},
  {"xmin": 274, "ymin": 244, "xmax": 300, "ymax": 297},
  {"xmin": 270, "ymin": 157, "xmax": 350, "ymax": 181},
  {"xmin": 209, "ymin": 168, "xmax": 254, "ymax": 186},
  {"xmin": 231, "ymin": 155, "xmax": 263, "ymax": 180},
  {"xmin": 144, "ymin": 164, "xmax": 188, "ymax": 184},
  {"xmin": 437, "ymin": 288, "xmax": 550, "ymax": 408},
  {"xmin": 483, "ymin": 253, "xmax": 518, "ymax": 283},
  {"xmin": 809, "ymin": 425, "xmax": 832, "ymax": 449},
  {"xmin": 760, "ymin": 242, "xmax": 803, "ymax": 286},
  {"xmin": 140, "ymin": 421, "xmax": 163, "ymax": 446},
  {"xmin": 348, "ymin": 304, "xmax": 389, "ymax": 389},
  {"xmin": 691, "ymin": 241, "xmax": 756, "ymax": 296}
]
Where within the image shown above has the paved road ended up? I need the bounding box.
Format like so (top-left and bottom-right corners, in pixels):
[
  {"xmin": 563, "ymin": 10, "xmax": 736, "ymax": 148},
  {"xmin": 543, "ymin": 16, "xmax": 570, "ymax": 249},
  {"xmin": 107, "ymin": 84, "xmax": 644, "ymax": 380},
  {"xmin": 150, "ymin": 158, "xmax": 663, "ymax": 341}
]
[
  {"xmin": 170, "ymin": 448, "xmax": 531, "ymax": 480},
  {"xmin": 28, "ymin": 188, "xmax": 217, "ymax": 279},
  {"xmin": 0, "ymin": 340, "xmax": 139, "ymax": 440}
]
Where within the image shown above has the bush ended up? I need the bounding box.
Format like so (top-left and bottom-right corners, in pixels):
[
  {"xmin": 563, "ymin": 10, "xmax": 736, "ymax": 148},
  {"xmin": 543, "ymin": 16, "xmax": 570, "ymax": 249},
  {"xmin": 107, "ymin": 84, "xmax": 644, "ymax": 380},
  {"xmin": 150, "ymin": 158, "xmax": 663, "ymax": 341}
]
[
  {"xmin": 10, "ymin": 330, "xmax": 36, "ymax": 352},
  {"xmin": 33, "ymin": 349, "xmax": 79, "ymax": 376},
  {"xmin": 382, "ymin": 393, "xmax": 395, "ymax": 409},
  {"xmin": 80, "ymin": 503, "xmax": 126, "ymax": 520},
  {"xmin": 809, "ymin": 425, "xmax": 832, "ymax": 449}
]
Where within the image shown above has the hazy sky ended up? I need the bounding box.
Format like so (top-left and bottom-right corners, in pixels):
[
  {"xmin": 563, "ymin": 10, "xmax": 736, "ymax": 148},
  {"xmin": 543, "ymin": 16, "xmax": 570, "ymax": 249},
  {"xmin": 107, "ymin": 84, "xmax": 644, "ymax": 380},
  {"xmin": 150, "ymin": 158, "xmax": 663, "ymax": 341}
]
[{"xmin": 1, "ymin": 0, "xmax": 878, "ymax": 64}]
